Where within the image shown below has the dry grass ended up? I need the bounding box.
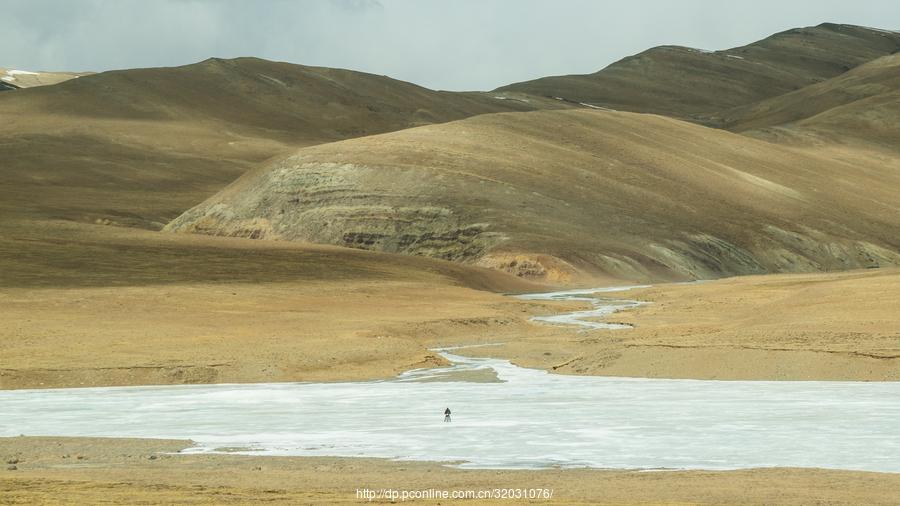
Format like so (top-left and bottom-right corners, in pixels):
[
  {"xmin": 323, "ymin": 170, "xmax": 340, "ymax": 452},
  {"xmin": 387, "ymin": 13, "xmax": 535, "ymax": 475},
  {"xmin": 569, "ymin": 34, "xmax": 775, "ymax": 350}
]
[
  {"xmin": 167, "ymin": 109, "xmax": 900, "ymax": 282},
  {"xmin": 467, "ymin": 268, "xmax": 900, "ymax": 381},
  {"xmin": 499, "ymin": 24, "xmax": 900, "ymax": 121},
  {"xmin": 0, "ymin": 57, "xmax": 567, "ymax": 230},
  {"xmin": 719, "ymin": 53, "xmax": 900, "ymax": 134},
  {"xmin": 0, "ymin": 219, "xmax": 566, "ymax": 389}
]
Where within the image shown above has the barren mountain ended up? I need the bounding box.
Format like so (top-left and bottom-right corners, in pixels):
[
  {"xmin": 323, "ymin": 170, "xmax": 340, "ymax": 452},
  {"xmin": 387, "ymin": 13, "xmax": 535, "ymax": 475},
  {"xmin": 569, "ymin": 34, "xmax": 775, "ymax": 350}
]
[
  {"xmin": 166, "ymin": 109, "xmax": 900, "ymax": 282},
  {"xmin": 0, "ymin": 57, "xmax": 566, "ymax": 229},
  {"xmin": 725, "ymin": 53, "xmax": 900, "ymax": 153},
  {"xmin": 497, "ymin": 24, "xmax": 900, "ymax": 122},
  {"xmin": 3, "ymin": 24, "xmax": 900, "ymax": 289}
]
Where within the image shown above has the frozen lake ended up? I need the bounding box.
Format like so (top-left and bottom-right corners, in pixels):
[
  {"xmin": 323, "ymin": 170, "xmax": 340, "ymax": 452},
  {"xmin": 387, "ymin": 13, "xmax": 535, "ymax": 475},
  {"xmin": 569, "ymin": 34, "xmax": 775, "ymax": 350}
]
[{"xmin": 2, "ymin": 288, "xmax": 899, "ymax": 472}]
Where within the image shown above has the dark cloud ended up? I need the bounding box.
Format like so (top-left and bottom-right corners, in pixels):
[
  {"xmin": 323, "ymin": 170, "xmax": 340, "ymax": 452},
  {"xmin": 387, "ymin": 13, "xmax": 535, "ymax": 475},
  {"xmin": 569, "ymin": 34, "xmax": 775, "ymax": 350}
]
[{"xmin": 2, "ymin": 0, "xmax": 898, "ymax": 90}]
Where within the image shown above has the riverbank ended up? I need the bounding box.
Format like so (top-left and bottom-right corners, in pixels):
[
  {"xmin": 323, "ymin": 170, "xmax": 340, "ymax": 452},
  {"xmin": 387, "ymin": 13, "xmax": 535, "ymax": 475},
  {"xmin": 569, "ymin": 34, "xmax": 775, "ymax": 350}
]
[
  {"xmin": 3, "ymin": 437, "xmax": 899, "ymax": 505},
  {"xmin": 0, "ymin": 221, "xmax": 583, "ymax": 390},
  {"xmin": 0, "ymin": 279, "xmax": 585, "ymax": 389},
  {"xmin": 7, "ymin": 350, "xmax": 897, "ymax": 471},
  {"xmin": 457, "ymin": 268, "xmax": 900, "ymax": 381},
  {"xmin": 3, "ymin": 223, "xmax": 898, "ymax": 389}
]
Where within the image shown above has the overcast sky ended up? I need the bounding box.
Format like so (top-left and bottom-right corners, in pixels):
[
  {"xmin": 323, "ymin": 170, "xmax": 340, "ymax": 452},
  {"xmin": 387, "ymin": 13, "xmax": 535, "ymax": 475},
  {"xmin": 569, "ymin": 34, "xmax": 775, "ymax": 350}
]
[{"xmin": 2, "ymin": 0, "xmax": 899, "ymax": 91}]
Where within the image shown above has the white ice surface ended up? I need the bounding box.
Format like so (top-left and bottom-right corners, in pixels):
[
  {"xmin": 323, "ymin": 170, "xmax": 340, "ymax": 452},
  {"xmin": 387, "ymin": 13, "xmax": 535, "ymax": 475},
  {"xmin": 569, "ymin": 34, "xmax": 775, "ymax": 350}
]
[
  {"xmin": 578, "ymin": 102, "xmax": 616, "ymax": 111},
  {"xmin": 516, "ymin": 285, "xmax": 650, "ymax": 330},
  {"xmin": 8, "ymin": 70, "xmax": 38, "ymax": 75},
  {"xmin": 2, "ymin": 288, "xmax": 899, "ymax": 472}
]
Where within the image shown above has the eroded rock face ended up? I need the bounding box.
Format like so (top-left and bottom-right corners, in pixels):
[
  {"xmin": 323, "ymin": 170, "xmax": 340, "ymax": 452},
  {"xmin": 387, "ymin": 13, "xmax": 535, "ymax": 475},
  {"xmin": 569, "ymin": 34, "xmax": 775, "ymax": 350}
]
[
  {"xmin": 476, "ymin": 253, "xmax": 579, "ymax": 283},
  {"xmin": 166, "ymin": 161, "xmax": 507, "ymax": 261}
]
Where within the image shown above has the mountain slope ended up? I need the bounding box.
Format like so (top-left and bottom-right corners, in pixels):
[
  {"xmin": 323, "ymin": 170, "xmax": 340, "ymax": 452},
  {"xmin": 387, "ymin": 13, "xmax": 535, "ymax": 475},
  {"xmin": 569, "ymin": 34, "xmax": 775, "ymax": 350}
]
[
  {"xmin": 717, "ymin": 53, "xmax": 900, "ymax": 133},
  {"xmin": 166, "ymin": 109, "xmax": 900, "ymax": 282},
  {"xmin": 3, "ymin": 57, "xmax": 562, "ymax": 144},
  {"xmin": 718, "ymin": 53, "xmax": 900, "ymax": 154},
  {"xmin": 497, "ymin": 24, "xmax": 900, "ymax": 122},
  {"xmin": 0, "ymin": 57, "xmax": 566, "ymax": 229}
]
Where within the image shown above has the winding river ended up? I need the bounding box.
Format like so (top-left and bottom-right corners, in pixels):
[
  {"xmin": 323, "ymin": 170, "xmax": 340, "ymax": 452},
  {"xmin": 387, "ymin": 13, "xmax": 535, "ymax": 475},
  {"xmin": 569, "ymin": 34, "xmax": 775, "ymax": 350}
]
[{"xmin": 2, "ymin": 287, "xmax": 899, "ymax": 472}]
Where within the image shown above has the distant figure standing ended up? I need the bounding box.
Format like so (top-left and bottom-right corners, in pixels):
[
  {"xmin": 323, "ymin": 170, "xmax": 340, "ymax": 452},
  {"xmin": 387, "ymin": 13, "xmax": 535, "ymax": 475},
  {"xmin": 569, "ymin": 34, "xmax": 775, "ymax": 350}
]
[{"xmin": 444, "ymin": 407, "xmax": 452, "ymax": 422}]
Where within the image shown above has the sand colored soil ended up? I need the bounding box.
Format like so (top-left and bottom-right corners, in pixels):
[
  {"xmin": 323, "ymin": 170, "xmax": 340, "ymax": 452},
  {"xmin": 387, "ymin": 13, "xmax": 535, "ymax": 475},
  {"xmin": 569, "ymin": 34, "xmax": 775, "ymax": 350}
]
[
  {"xmin": 4, "ymin": 228, "xmax": 899, "ymax": 388},
  {"xmin": 2, "ymin": 437, "xmax": 899, "ymax": 505},
  {"xmin": 0, "ymin": 280, "xmax": 576, "ymax": 390},
  {"xmin": 464, "ymin": 268, "xmax": 900, "ymax": 381},
  {"xmin": 0, "ymin": 221, "xmax": 579, "ymax": 390}
]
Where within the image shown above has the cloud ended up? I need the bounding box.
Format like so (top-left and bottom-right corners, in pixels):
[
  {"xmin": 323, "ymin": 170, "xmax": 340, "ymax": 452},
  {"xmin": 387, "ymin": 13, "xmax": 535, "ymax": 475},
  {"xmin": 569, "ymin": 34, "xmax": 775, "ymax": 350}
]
[{"xmin": 1, "ymin": 0, "xmax": 898, "ymax": 90}]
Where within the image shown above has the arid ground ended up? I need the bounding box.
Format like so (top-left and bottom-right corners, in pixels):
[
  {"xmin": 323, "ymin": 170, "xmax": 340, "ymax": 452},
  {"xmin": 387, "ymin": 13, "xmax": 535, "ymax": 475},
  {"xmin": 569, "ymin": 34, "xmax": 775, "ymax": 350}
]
[
  {"xmin": 3, "ymin": 437, "xmax": 900, "ymax": 505},
  {"xmin": 465, "ymin": 268, "xmax": 900, "ymax": 381},
  {"xmin": 5, "ymin": 232, "xmax": 898, "ymax": 389}
]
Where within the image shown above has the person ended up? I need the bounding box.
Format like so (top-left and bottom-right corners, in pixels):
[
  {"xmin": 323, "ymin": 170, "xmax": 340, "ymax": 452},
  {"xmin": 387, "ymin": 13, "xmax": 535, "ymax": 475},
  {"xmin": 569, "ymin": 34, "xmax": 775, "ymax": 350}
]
[{"xmin": 444, "ymin": 407, "xmax": 451, "ymax": 422}]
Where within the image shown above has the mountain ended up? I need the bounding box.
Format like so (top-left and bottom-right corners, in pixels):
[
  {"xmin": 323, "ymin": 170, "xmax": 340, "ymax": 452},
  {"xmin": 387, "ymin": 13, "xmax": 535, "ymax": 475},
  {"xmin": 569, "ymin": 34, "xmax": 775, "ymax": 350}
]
[
  {"xmin": 4, "ymin": 25, "xmax": 900, "ymax": 285},
  {"xmin": 496, "ymin": 24, "xmax": 900, "ymax": 122},
  {"xmin": 718, "ymin": 53, "xmax": 900, "ymax": 152},
  {"xmin": 4, "ymin": 57, "xmax": 565, "ymax": 144},
  {"xmin": 0, "ymin": 57, "xmax": 567, "ymax": 229},
  {"xmin": 165, "ymin": 109, "xmax": 900, "ymax": 282}
]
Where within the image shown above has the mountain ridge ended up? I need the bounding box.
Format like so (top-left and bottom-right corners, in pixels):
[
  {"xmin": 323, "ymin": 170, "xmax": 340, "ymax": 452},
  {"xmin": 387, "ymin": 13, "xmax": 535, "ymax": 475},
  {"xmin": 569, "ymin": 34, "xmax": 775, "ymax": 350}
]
[
  {"xmin": 496, "ymin": 23, "xmax": 900, "ymax": 122},
  {"xmin": 0, "ymin": 56, "xmax": 569, "ymax": 230}
]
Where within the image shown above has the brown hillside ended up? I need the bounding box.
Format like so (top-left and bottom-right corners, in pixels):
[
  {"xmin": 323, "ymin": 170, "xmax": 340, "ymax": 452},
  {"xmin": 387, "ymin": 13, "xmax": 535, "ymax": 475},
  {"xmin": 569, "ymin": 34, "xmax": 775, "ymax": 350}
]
[
  {"xmin": 497, "ymin": 24, "xmax": 900, "ymax": 121},
  {"xmin": 165, "ymin": 109, "xmax": 900, "ymax": 282},
  {"xmin": 718, "ymin": 53, "xmax": 900, "ymax": 136},
  {"xmin": 733, "ymin": 58, "xmax": 900, "ymax": 154},
  {"xmin": 0, "ymin": 57, "xmax": 565, "ymax": 229}
]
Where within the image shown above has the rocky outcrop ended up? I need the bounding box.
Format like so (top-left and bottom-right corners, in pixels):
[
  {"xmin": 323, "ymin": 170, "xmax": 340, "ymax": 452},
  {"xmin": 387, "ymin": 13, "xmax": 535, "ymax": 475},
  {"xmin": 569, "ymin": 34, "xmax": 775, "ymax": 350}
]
[{"xmin": 166, "ymin": 160, "xmax": 507, "ymax": 261}]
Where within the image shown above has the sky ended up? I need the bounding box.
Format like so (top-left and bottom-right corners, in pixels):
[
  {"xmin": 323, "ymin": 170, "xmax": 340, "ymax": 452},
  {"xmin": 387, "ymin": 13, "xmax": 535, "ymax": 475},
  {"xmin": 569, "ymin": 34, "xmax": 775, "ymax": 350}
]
[{"xmin": 2, "ymin": 0, "xmax": 899, "ymax": 91}]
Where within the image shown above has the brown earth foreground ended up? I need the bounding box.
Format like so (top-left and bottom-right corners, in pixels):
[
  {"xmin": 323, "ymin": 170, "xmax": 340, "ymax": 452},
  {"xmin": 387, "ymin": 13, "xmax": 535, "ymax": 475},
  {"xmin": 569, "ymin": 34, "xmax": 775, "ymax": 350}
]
[
  {"xmin": 3, "ymin": 229, "xmax": 899, "ymax": 388},
  {"xmin": 2, "ymin": 437, "xmax": 900, "ymax": 506},
  {"xmin": 0, "ymin": 220, "xmax": 577, "ymax": 390}
]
